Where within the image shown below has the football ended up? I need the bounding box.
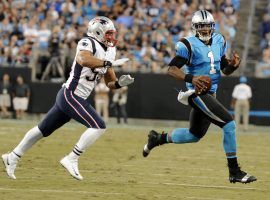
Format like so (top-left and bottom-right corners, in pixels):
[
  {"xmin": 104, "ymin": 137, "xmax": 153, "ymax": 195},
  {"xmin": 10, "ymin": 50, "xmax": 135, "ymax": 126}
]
[{"xmin": 195, "ymin": 76, "xmax": 212, "ymax": 95}]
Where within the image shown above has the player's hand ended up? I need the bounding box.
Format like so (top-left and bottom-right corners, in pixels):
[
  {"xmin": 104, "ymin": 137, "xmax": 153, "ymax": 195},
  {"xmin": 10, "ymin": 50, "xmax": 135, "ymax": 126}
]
[
  {"xmin": 118, "ymin": 75, "xmax": 134, "ymax": 87},
  {"xmin": 192, "ymin": 76, "xmax": 210, "ymax": 92},
  {"xmin": 228, "ymin": 52, "xmax": 241, "ymax": 68}
]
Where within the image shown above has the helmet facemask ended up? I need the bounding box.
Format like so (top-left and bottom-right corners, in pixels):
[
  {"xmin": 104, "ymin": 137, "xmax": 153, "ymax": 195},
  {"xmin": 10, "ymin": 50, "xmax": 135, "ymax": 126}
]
[
  {"xmin": 104, "ymin": 30, "xmax": 118, "ymax": 47},
  {"xmin": 193, "ymin": 22, "xmax": 215, "ymax": 43}
]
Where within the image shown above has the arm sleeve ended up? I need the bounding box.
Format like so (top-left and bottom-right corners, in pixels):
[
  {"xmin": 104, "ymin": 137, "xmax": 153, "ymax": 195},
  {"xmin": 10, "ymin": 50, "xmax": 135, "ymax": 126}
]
[{"xmin": 168, "ymin": 55, "xmax": 188, "ymax": 68}]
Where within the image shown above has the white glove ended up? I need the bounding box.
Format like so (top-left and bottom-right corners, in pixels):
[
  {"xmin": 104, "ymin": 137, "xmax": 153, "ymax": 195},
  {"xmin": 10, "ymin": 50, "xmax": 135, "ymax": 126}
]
[
  {"xmin": 177, "ymin": 89, "xmax": 195, "ymax": 105},
  {"xmin": 118, "ymin": 75, "xmax": 134, "ymax": 87},
  {"xmin": 111, "ymin": 58, "xmax": 130, "ymax": 66}
]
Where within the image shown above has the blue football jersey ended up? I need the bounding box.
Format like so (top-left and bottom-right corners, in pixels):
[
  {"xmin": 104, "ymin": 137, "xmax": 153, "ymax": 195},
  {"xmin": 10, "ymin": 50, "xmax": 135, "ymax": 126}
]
[{"xmin": 175, "ymin": 33, "xmax": 227, "ymax": 93}]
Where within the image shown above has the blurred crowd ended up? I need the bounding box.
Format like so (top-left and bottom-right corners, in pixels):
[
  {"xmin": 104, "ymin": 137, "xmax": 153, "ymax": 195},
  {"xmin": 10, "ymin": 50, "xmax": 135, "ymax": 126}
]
[
  {"xmin": 0, "ymin": 0, "xmax": 240, "ymax": 81},
  {"xmin": 257, "ymin": 0, "xmax": 270, "ymax": 77}
]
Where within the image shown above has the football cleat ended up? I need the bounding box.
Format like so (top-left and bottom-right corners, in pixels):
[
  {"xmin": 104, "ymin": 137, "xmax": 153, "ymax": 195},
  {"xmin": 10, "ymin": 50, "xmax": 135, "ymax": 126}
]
[
  {"xmin": 2, "ymin": 153, "xmax": 19, "ymax": 180},
  {"xmin": 229, "ymin": 167, "xmax": 257, "ymax": 183},
  {"xmin": 142, "ymin": 130, "xmax": 163, "ymax": 157},
  {"xmin": 60, "ymin": 156, "xmax": 83, "ymax": 181}
]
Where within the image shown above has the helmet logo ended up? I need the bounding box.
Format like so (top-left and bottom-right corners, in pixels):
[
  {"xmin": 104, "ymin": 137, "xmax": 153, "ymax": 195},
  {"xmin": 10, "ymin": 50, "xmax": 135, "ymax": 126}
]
[
  {"xmin": 99, "ymin": 19, "xmax": 108, "ymax": 25},
  {"xmin": 92, "ymin": 18, "xmax": 108, "ymax": 25}
]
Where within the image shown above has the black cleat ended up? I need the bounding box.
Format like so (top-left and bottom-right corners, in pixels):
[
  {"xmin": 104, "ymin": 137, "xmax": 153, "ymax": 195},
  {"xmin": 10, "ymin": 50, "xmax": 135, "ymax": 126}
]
[
  {"xmin": 142, "ymin": 130, "xmax": 162, "ymax": 157},
  {"xmin": 229, "ymin": 167, "xmax": 257, "ymax": 184}
]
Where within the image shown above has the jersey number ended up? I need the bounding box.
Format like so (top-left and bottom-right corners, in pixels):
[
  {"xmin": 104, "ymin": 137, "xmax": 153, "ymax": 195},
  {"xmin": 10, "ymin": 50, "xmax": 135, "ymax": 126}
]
[
  {"xmin": 207, "ymin": 51, "xmax": 216, "ymax": 74},
  {"xmin": 86, "ymin": 69, "xmax": 99, "ymax": 81}
]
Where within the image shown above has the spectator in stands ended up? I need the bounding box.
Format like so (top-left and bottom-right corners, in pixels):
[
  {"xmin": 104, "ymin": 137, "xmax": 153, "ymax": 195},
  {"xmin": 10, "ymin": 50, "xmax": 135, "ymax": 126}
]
[
  {"xmin": 0, "ymin": 73, "xmax": 12, "ymax": 118},
  {"xmin": 256, "ymin": 45, "xmax": 270, "ymax": 77},
  {"xmin": 0, "ymin": 0, "xmax": 240, "ymax": 77},
  {"xmin": 116, "ymin": 9, "xmax": 134, "ymax": 29},
  {"xmin": 12, "ymin": 75, "xmax": 30, "ymax": 119},
  {"xmin": 0, "ymin": 40, "xmax": 6, "ymax": 65},
  {"xmin": 231, "ymin": 76, "xmax": 252, "ymax": 131},
  {"xmin": 23, "ymin": 19, "xmax": 38, "ymax": 44},
  {"xmin": 94, "ymin": 78, "xmax": 110, "ymax": 123},
  {"xmin": 111, "ymin": 86, "xmax": 128, "ymax": 124},
  {"xmin": 260, "ymin": 14, "xmax": 270, "ymax": 50},
  {"xmin": 220, "ymin": 0, "xmax": 235, "ymax": 16}
]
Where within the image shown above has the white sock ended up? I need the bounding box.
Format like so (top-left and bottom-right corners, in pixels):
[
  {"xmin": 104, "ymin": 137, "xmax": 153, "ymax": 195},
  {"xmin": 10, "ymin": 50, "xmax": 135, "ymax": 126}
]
[
  {"xmin": 13, "ymin": 126, "xmax": 43, "ymax": 156},
  {"xmin": 68, "ymin": 128, "xmax": 106, "ymax": 160}
]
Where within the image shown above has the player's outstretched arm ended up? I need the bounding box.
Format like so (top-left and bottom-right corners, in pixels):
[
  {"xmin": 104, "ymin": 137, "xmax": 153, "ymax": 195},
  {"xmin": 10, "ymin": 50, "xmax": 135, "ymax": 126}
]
[
  {"xmin": 221, "ymin": 52, "xmax": 241, "ymax": 75},
  {"xmin": 76, "ymin": 51, "xmax": 130, "ymax": 69}
]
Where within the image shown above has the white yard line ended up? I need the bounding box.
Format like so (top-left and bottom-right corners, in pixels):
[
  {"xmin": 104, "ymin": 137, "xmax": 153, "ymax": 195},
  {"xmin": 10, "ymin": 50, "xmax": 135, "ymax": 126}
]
[
  {"xmin": 139, "ymin": 181, "xmax": 261, "ymax": 191},
  {"xmin": 0, "ymin": 187, "xmax": 124, "ymax": 196},
  {"xmin": 155, "ymin": 194, "xmax": 232, "ymax": 200}
]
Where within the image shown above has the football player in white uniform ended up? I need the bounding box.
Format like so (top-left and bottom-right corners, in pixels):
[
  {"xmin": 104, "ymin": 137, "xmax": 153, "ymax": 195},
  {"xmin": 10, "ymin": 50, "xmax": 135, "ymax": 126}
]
[{"xmin": 2, "ymin": 16, "xmax": 134, "ymax": 181}]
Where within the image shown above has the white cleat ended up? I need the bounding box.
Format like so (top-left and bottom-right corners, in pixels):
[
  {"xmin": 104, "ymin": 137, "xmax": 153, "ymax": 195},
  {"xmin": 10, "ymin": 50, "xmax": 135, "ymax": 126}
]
[
  {"xmin": 60, "ymin": 156, "xmax": 83, "ymax": 181},
  {"xmin": 2, "ymin": 153, "xmax": 18, "ymax": 180}
]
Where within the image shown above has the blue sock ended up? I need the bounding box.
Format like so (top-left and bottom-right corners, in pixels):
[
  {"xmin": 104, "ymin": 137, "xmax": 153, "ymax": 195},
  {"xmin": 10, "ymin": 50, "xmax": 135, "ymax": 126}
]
[
  {"xmin": 171, "ymin": 128, "xmax": 200, "ymax": 143},
  {"xmin": 222, "ymin": 121, "xmax": 237, "ymax": 157}
]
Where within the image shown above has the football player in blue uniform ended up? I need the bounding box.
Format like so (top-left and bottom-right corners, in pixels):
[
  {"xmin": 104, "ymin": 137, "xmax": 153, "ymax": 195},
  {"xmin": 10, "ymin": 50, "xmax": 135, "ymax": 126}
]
[{"xmin": 142, "ymin": 10, "xmax": 256, "ymax": 184}]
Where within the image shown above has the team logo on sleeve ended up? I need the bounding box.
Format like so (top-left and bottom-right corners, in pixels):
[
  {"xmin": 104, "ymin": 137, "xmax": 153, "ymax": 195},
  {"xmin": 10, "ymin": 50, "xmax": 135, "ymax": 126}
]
[{"xmin": 82, "ymin": 42, "xmax": 88, "ymax": 46}]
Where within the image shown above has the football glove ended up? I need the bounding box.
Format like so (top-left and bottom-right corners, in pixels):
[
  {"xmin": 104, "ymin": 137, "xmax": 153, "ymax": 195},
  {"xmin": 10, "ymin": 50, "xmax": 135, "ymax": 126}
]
[
  {"xmin": 228, "ymin": 52, "xmax": 241, "ymax": 68},
  {"xmin": 118, "ymin": 75, "xmax": 134, "ymax": 87}
]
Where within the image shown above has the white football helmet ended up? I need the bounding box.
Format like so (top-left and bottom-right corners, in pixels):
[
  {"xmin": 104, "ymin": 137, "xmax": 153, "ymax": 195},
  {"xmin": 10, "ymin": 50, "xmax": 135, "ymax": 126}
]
[
  {"xmin": 191, "ymin": 10, "xmax": 215, "ymax": 43},
  {"xmin": 87, "ymin": 16, "xmax": 117, "ymax": 47}
]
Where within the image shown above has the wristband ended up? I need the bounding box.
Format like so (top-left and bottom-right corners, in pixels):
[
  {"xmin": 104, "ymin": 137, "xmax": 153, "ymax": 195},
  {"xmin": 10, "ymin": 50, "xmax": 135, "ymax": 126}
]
[
  {"xmin": 184, "ymin": 74, "xmax": 193, "ymax": 83},
  {"xmin": 103, "ymin": 61, "xmax": 112, "ymax": 67},
  {"xmin": 115, "ymin": 81, "xmax": 122, "ymax": 89},
  {"xmin": 223, "ymin": 65, "xmax": 237, "ymax": 74}
]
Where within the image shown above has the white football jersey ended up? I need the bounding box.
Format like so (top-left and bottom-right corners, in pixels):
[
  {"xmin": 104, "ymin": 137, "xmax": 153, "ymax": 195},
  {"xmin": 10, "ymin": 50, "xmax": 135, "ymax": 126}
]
[{"xmin": 64, "ymin": 37, "xmax": 116, "ymax": 99}]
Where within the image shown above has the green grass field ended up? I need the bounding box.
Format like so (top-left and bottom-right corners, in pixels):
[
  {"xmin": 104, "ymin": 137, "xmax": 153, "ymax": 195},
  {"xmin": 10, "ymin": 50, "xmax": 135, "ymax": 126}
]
[{"xmin": 0, "ymin": 119, "xmax": 269, "ymax": 200}]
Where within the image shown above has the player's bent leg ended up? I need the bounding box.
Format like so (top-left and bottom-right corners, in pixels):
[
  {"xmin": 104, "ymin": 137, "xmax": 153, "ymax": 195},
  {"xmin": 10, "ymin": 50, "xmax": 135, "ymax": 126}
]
[{"xmin": 190, "ymin": 95, "xmax": 257, "ymax": 183}]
